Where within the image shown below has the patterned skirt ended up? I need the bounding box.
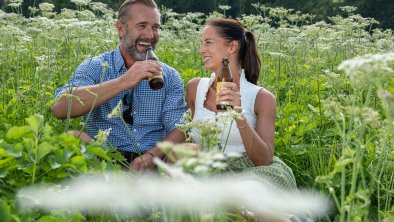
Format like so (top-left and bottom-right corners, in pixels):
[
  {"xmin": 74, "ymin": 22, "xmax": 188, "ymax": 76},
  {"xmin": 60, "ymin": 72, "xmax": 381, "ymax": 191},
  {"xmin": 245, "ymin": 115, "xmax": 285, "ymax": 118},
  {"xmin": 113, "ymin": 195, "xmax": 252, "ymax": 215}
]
[{"xmin": 224, "ymin": 154, "xmax": 298, "ymax": 192}]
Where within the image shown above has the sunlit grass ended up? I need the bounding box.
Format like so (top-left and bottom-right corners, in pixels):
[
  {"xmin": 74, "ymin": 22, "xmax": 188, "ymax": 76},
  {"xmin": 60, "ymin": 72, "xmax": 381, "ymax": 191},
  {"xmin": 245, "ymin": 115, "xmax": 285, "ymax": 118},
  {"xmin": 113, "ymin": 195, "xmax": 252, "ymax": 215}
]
[{"xmin": 0, "ymin": 1, "xmax": 393, "ymax": 221}]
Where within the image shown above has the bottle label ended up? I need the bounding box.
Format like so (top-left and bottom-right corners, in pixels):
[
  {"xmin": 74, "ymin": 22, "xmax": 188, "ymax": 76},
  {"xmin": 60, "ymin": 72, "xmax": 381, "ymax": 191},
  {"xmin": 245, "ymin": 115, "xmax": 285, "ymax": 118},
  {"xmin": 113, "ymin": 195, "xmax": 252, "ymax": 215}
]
[
  {"xmin": 147, "ymin": 73, "xmax": 163, "ymax": 81},
  {"xmin": 216, "ymin": 82, "xmax": 227, "ymax": 105}
]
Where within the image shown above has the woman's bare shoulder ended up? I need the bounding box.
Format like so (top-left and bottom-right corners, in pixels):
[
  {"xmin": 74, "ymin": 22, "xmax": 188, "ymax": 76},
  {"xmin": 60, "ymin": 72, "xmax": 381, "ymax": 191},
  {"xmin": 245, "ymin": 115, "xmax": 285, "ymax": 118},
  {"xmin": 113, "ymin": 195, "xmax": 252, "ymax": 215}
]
[
  {"xmin": 186, "ymin": 78, "xmax": 202, "ymax": 89},
  {"xmin": 255, "ymin": 88, "xmax": 276, "ymax": 114}
]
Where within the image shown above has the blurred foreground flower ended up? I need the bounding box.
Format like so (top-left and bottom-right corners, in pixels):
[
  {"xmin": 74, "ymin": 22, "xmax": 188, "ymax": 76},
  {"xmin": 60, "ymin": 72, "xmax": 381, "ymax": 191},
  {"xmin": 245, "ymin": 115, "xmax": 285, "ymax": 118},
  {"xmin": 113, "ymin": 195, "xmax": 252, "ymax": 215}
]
[
  {"xmin": 17, "ymin": 164, "xmax": 331, "ymax": 220},
  {"xmin": 338, "ymin": 52, "xmax": 394, "ymax": 85}
]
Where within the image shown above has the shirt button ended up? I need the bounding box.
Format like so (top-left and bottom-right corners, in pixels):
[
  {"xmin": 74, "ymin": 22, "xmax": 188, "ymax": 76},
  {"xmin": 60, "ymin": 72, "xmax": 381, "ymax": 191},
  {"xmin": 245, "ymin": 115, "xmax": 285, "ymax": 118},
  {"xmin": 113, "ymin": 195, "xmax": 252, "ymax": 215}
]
[
  {"xmin": 137, "ymin": 143, "xmax": 140, "ymax": 146},
  {"xmin": 134, "ymin": 111, "xmax": 137, "ymax": 114},
  {"xmin": 133, "ymin": 129, "xmax": 137, "ymax": 132}
]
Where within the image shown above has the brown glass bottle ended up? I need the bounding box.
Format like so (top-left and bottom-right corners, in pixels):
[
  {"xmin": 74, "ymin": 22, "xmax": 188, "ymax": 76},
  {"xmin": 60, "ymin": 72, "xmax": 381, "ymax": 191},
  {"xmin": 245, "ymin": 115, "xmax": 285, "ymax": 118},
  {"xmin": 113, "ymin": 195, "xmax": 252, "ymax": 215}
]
[
  {"xmin": 146, "ymin": 46, "xmax": 164, "ymax": 90},
  {"xmin": 216, "ymin": 57, "xmax": 233, "ymax": 110}
]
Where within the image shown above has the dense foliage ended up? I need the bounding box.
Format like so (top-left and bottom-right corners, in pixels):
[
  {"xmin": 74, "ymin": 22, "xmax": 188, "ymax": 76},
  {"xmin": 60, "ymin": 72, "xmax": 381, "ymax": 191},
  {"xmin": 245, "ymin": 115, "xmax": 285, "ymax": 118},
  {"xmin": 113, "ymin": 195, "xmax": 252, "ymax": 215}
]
[
  {"xmin": 0, "ymin": 0, "xmax": 393, "ymax": 221},
  {"xmin": 1, "ymin": 0, "xmax": 394, "ymax": 29}
]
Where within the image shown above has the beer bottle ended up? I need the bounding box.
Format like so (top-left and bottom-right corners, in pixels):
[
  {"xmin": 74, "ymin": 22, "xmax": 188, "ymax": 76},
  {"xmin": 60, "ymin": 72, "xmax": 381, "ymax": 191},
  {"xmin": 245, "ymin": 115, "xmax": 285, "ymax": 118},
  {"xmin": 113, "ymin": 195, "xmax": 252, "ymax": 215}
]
[
  {"xmin": 146, "ymin": 46, "xmax": 164, "ymax": 90},
  {"xmin": 216, "ymin": 57, "xmax": 233, "ymax": 110}
]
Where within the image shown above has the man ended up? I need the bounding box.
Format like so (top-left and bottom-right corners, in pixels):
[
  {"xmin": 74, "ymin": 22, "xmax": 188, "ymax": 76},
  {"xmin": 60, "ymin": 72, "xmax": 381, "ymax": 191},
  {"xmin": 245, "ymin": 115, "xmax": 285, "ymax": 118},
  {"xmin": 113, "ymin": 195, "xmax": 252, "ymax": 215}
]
[{"xmin": 52, "ymin": 0, "xmax": 187, "ymax": 171}]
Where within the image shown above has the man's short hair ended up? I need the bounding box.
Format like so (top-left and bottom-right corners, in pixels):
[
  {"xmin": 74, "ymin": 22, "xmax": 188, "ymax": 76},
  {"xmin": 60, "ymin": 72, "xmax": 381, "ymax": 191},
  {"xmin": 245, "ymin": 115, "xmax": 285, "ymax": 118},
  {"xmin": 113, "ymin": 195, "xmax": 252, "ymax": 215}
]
[{"xmin": 118, "ymin": 0, "xmax": 158, "ymax": 24}]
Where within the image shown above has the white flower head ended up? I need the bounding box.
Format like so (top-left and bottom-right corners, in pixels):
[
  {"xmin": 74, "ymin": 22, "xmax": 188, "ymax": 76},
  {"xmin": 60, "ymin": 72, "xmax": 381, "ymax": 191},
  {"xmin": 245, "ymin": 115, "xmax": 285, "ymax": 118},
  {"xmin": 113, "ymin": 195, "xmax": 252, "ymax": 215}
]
[
  {"xmin": 108, "ymin": 100, "xmax": 122, "ymax": 119},
  {"xmin": 338, "ymin": 53, "xmax": 394, "ymax": 74},
  {"xmin": 71, "ymin": 0, "xmax": 91, "ymax": 7},
  {"xmin": 39, "ymin": 3, "xmax": 55, "ymax": 12},
  {"xmin": 92, "ymin": 128, "xmax": 112, "ymax": 145},
  {"xmin": 218, "ymin": 5, "xmax": 231, "ymax": 11},
  {"xmin": 338, "ymin": 53, "xmax": 394, "ymax": 86}
]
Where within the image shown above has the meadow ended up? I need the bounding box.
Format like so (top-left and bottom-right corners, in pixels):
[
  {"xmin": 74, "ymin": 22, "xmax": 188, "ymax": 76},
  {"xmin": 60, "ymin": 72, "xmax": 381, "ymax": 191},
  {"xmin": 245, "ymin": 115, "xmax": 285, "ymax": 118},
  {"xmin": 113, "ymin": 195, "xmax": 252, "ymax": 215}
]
[{"xmin": 0, "ymin": 1, "xmax": 393, "ymax": 221}]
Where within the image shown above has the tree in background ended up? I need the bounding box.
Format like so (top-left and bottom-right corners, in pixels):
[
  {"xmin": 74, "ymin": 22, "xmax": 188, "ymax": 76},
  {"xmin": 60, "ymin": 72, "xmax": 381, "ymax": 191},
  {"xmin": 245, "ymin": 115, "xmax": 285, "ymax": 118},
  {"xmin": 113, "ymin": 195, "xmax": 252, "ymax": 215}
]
[
  {"xmin": 343, "ymin": 0, "xmax": 394, "ymax": 30},
  {"xmin": 0, "ymin": 0, "xmax": 393, "ymax": 29}
]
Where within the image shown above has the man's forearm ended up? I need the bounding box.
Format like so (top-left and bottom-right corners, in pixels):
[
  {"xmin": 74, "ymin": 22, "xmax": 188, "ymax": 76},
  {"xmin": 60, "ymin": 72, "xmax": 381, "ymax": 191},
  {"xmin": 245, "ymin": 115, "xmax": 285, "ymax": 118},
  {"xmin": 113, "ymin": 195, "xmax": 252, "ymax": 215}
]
[{"xmin": 52, "ymin": 78, "xmax": 125, "ymax": 119}]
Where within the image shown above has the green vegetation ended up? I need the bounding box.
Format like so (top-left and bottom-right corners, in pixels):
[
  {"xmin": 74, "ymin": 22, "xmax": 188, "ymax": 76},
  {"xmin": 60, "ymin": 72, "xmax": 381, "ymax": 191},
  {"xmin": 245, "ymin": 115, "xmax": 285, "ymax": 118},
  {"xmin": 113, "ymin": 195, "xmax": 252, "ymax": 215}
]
[
  {"xmin": 0, "ymin": 0, "xmax": 393, "ymax": 221},
  {"xmin": 1, "ymin": 0, "xmax": 394, "ymax": 29}
]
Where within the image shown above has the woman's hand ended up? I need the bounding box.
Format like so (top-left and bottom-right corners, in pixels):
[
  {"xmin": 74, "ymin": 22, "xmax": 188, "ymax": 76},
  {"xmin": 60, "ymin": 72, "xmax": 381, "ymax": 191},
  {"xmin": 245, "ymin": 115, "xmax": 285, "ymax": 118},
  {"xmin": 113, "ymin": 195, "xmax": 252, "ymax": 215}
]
[{"xmin": 216, "ymin": 82, "xmax": 241, "ymax": 108}]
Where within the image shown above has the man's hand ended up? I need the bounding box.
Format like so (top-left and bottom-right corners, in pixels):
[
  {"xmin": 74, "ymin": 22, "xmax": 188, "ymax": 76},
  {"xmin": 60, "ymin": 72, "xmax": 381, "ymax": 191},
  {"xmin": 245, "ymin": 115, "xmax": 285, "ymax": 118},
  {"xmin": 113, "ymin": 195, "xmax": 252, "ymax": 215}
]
[
  {"xmin": 130, "ymin": 152, "xmax": 156, "ymax": 172},
  {"xmin": 120, "ymin": 60, "xmax": 162, "ymax": 89}
]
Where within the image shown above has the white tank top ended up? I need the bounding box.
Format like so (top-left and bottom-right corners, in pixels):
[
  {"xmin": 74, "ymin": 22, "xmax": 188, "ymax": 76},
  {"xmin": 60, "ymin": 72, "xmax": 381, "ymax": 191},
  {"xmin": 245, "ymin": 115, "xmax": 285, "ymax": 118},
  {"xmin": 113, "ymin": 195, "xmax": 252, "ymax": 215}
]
[{"xmin": 190, "ymin": 70, "xmax": 262, "ymax": 154}]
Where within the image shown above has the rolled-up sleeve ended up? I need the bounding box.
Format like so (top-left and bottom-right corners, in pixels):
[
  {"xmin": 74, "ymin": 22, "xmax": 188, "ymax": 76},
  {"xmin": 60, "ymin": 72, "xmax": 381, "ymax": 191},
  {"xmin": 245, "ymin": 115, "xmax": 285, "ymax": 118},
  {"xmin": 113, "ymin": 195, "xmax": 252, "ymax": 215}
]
[{"xmin": 54, "ymin": 57, "xmax": 105, "ymax": 100}]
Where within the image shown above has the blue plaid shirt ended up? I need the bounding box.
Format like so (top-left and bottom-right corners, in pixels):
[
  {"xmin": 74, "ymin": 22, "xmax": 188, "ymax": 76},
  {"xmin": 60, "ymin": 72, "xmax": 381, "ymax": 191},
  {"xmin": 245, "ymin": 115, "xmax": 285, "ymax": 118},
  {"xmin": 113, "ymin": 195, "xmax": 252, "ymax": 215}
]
[{"xmin": 54, "ymin": 46, "xmax": 187, "ymax": 153}]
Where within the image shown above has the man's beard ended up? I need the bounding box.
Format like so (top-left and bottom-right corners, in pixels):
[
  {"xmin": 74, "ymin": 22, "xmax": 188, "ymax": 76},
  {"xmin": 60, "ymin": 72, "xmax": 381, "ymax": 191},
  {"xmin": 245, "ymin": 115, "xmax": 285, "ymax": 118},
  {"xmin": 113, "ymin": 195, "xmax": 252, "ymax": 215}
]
[
  {"xmin": 122, "ymin": 38, "xmax": 146, "ymax": 61},
  {"xmin": 121, "ymin": 32, "xmax": 157, "ymax": 61}
]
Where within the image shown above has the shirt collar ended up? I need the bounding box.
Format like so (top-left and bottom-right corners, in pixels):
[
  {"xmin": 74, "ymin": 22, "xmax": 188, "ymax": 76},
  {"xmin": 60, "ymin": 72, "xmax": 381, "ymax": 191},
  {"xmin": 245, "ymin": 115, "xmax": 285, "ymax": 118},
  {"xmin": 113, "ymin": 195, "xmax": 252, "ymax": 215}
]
[{"xmin": 115, "ymin": 45, "xmax": 126, "ymax": 72}]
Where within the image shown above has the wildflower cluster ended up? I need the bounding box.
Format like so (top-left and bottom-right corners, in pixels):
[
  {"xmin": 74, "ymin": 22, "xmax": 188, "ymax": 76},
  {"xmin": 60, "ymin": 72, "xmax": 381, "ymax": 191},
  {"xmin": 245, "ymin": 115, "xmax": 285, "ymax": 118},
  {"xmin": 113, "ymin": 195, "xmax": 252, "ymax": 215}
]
[
  {"xmin": 92, "ymin": 128, "xmax": 112, "ymax": 145},
  {"xmin": 157, "ymin": 142, "xmax": 241, "ymax": 176},
  {"xmin": 107, "ymin": 100, "xmax": 122, "ymax": 119}
]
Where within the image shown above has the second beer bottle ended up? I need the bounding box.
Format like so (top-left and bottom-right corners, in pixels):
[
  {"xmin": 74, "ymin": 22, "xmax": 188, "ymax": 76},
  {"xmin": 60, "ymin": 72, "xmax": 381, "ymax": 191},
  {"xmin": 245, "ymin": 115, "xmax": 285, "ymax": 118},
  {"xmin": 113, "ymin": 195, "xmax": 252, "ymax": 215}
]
[
  {"xmin": 146, "ymin": 46, "xmax": 164, "ymax": 90},
  {"xmin": 216, "ymin": 57, "xmax": 233, "ymax": 110}
]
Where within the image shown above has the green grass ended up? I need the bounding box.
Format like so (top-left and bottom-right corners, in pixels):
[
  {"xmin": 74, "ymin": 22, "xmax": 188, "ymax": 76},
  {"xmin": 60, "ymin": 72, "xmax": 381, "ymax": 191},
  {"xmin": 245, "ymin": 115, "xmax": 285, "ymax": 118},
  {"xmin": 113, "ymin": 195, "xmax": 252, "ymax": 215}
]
[{"xmin": 0, "ymin": 2, "xmax": 393, "ymax": 221}]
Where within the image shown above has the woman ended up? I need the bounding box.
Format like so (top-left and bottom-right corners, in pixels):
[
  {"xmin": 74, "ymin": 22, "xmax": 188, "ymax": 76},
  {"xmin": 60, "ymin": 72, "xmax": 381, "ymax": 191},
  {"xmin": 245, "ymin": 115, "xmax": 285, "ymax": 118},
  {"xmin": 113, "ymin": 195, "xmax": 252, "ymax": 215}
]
[{"xmin": 186, "ymin": 18, "xmax": 297, "ymax": 192}]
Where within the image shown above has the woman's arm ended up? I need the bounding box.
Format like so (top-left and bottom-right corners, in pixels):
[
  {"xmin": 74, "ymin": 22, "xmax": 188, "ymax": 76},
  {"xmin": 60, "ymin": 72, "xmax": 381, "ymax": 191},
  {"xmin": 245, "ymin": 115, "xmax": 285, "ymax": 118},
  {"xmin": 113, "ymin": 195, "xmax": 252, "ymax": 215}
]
[
  {"xmin": 186, "ymin": 78, "xmax": 200, "ymax": 118},
  {"xmin": 237, "ymin": 89, "xmax": 276, "ymax": 166}
]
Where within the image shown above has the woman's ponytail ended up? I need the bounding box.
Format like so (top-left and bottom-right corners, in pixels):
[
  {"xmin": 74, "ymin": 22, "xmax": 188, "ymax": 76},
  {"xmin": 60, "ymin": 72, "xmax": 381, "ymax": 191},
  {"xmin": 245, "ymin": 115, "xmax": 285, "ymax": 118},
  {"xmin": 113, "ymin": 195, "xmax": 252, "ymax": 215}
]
[{"xmin": 240, "ymin": 31, "xmax": 260, "ymax": 84}]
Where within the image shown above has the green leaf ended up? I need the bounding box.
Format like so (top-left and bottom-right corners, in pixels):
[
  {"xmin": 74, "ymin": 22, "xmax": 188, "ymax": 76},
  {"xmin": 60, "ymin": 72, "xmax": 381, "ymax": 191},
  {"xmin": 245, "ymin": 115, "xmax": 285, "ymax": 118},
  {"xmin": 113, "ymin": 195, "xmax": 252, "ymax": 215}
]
[
  {"xmin": 0, "ymin": 157, "xmax": 17, "ymax": 178},
  {"xmin": 87, "ymin": 146, "xmax": 110, "ymax": 161},
  {"xmin": 26, "ymin": 114, "xmax": 44, "ymax": 134},
  {"xmin": 0, "ymin": 200, "xmax": 11, "ymax": 222},
  {"xmin": 1, "ymin": 143, "xmax": 23, "ymax": 158},
  {"xmin": 6, "ymin": 126, "xmax": 33, "ymax": 140},
  {"xmin": 71, "ymin": 156, "xmax": 85, "ymax": 165},
  {"xmin": 70, "ymin": 156, "xmax": 87, "ymax": 172},
  {"xmin": 55, "ymin": 134, "xmax": 82, "ymax": 155},
  {"xmin": 37, "ymin": 142, "xmax": 52, "ymax": 161},
  {"xmin": 42, "ymin": 124, "xmax": 53, "ymax": 140},
  {"xmin": 100, "ymin": 160, "xmax": 107, "ymax": 170},
  {"xmin": 39, "ymin": 215, "xmax": 69, "ymax": 222},
  {"xmin": 0, "ymin": 148, "xmax": 11, "ymax": 158}
]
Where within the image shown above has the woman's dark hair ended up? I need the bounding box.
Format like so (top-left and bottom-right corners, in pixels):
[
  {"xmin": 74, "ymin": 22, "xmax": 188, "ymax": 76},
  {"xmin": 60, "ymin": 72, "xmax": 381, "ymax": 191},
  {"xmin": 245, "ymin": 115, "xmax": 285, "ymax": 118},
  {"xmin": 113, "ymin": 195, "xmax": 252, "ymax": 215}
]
[{"xmin": 207, "ymin": 18, "xmax": 261, "ymax": 84}]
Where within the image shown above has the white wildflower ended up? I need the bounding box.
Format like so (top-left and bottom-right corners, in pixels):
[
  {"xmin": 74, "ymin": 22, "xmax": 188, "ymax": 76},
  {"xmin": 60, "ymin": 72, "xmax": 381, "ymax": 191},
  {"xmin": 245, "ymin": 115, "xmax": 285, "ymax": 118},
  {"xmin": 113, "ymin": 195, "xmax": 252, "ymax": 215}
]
[
  {"xmin": 92, "ymin": 128, "xmax": 112, "ymax": 145},
  {"xmin": 225, "ymin": 152, "xmax": 242, "ymax": 159},
  {"xmin": 194, "ymin": 165, "xmax": 209, "ymax": 174},
  {"xmin": 267, "ymin": 51, "xmax": 288, "ymax": 58},
  {"xmin": 65, "ymin": 21, "xmax": 93, "ymax": 28},
  {"xmin": 28, "ymin": 6, "xmax": 39, "ymax": 15},
  {"xmin": 34, "ymin": 55, "xmax": 48, "ymax": 63},
  {"xmin": 59, "ymin": 8, "xmax": 77, "ymax": 19},
  {"xmin": 185, "ymin": 158, "xmax": 197, "ymax": 167},
  {"xmin": 379, "ymin": 90, "xmax": 394, "ymax": 118},
  {"xmin": 212, "ymin": 152, "xmax": 225, "ymax": 161},
  {"xmin": 338, "ymin": 53, "xmax": 394, "ymax": 86},
  {"xmin": 338, "ymin": 52, "xmax": 394, "ymax": 74},
  {"xmin": 76, "ymin": 10, "xmax": 96, "ymax": 21},
  {"xmin": 211, "ymin": 161, "xmax": 227, "ymax": 170},
  {"xmin": 219, "ymin": 5, "xmax": 231, "ymax": 11},
  {"xmin": 8, "ymin": 0, "xmax": 23, "ymax": 8},
  {"xmin": 71, "ymin": 0, "xmax": 91, "ymax": 7},
  {"xmin": 0, "ymin": 10, "xmax": 6, "ymax": 19},
  {"xmin": 89, "ymin": 2, "xmax": 107, "ymax": 13},
  {"xmin": 39, "ymin": 3, "xmax": 55, "ymax": 12},
  {"xmin": 361, "ymin": 107, "xmax": 380, "ymax": 128},
  {"xmin": 322, "ymin": 69, "xmax": 340, "ymax": 78},
  {"xmin": 18, "ymin": 35, "xmax": 32, "ymax": 42},
  {"xmin": 101, "ymin": 62, "xmax": 108, "ymax": 69},
  {"xmin": 339, "ymin": 6, "xmax": 357, "ymax": 14},
  {"xmin": 108, "ymin": 100, "xmax": 122, "ymax": 118},
  {"xmin": 307, "ymin": 104, "xmax": 319, "ymax": 114},
  {"xmin": 17, "ymin": 172, "xmax": 331, "ymax": 218}
]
